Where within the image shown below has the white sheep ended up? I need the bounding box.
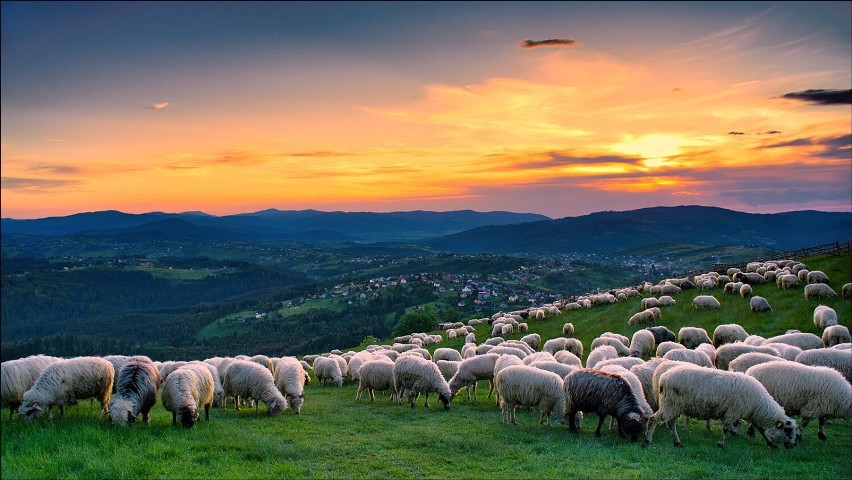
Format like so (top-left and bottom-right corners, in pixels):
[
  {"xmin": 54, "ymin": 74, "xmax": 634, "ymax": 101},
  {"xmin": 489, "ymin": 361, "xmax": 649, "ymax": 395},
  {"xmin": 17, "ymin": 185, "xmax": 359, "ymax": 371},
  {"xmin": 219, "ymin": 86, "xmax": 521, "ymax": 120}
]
[
  {"xmin": 591, "ymin": 337, "xmax": 630, "ymax": 357},
  {"xmin": 313, "ymin": 356, "xmax": 344, "ymax": 387},
  {"xmin": 822, "ymin": 325, "xmax": 851, "ymax": 347},
  {"xmin": 628, "ymin": 309, "xmax": 656, "ymax": 326},
  {"xmin": 762, "ymin": 332, "xmax": 823, "ymax": 351},
  {"xmin": 677, "ymin": 327, "xmax": 712, "ymax": 349},
  {"xmin": 778, "ymin": 274, "xmax": 799, "ymax": 290},
  {"xmin": 393, "ymin": 355, "xmax": 452, "ymax": 409},
  {"xmin": 762, "ymin": 343, "xmax": 804, "ymax": 361},
  {"xmin": 542, "ymin": 337, "xmax": 570, "ymax": 356},
  {"xmin": 595, "ymin": 357, "xmax": 645, "ymax": 371},
  {"xmin": 553, "ymin": 350, "xmax": 583, "ymax": 367},
  {"xmin": 728, "ymin": 352, "xmax": 787, "ymax": 373},
  {"xmin": 643, "ymin": 365, "xmax": 799, "ymax": 449},
  {"xmin": 18, "ymin": 357, "xmax": 114, "ymax": 420},
  {"xmin": 806, "ymin": 270, "xmax": 830, "ymax": 285},
  {"xmin": 713, "ymin": 324, "xmax": 749, "ymax": 347},
  {"xmin": 523, "ymin": 352, "xmax": 556, "ymax": 365},
  {"xmin": 502, "ymin": 340, "xmax": 534, "ymax": 355},
  {"xmin": 796, "ymin": 348, "xmax": 852, "ymax": 384},
  {"xmin": 842, "ymin": 282, "xmax": 852, "ymax": 300},
  {"xmin": 723, "ymin": 282, "xmax": 742, "ymax": 294},
  {"xmin": 714, "ymin": 344, "xmax": 780, "ymax": 371},
  {"xmin": 495, "ymin": 365, "xmax": 565, "ymax": 426},
  {"xmin": 530, "ymin": 361, "xmax": 580, "ymax": 379},
  {"xmin": 739, "ymin": 284, "xmax": 753, "ymax": 298},
  {"xmin": 692, "ymin": 295, "xmax": 720, "ymax": 309},
  {"xmin": 805, "ymin": 284, "xmax": 837, "ymax": 300},
  {"xmin": 520, "ymin": 333, "xmax": 542, "ymax": 352},
  {"xmin": 662, "ymin": 348, "xmax": 713, "ymax": 368},
  {"xmin": 1, "ymin": 355, "xmax": 62, "ymax": 419},
  {"xmin": 274, "ymin": 357, "xmax": 306, "ymax": 414},
  {"xmin": 356, "ymin": 358, "xmax": 396, "ymax": 402},
  {"xmin": 630, "ymin": 358, "xmax": 664, "ymax": 411},
  {"xmin": 433, "ymin": 348, "xmax": 463, "ymax": 363},
  {"xmin": 656, "ymin": 341, "xmax": 685, "ymax": 357},
  {"xmin": 346, "ymin": 351, "xmax": 375, "ymax": 384},
  {"xmin": 562, "ymin": 323, "xmax": 575, "ymax": 337},
  {"xmin": 108, "ymin": 360, "xmax": 160, "ymax": 426},
  {"xmin": 223, "ymin": 360, "xmax": 287, "ymax": 415},
  {"xmin": 813, "ymin": 305, "xmax": 838, "ymax": 329},
  {"xmin": 161, "ymin": 364, "xmax": 214, "ymax": 427},
  {"xmin": 695, "ymin": 343, "xmax": 717, "ymax": 361},
  {"xmin": 436, "ymin": 360, "xmax": 461, "ymax": 381},
  {"xmin": 747, "ymin": 361, "xmax": 851, "ymax": 440},
  {"xmin": 661, "ymin": 284, "xmax": 682, "ymax": 296},
  {"xmin": 448, "ymin": 354, "xmax": 499, "ymax": 402},
  {"xmin": 630, "ymin": 329, "xmax": 656, "ymax": 358},
  {"xmin": 586, "ymin": 345, "xmax": 619, "ymax": 369},
  {"xmin": 601, "ymin": 332, "xmax": 630, "ymax": 347},
  {"xmin": 657, "ymin": 296, "xmax": 676, "ymax": 307}
]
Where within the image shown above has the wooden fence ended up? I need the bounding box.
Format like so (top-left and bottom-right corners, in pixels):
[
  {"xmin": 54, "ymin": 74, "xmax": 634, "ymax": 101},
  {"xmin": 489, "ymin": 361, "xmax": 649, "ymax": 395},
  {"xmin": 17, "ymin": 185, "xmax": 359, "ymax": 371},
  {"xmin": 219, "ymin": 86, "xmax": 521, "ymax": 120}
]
[{"xmin": 680, "ymin": 240, "xmax": 851, "ymax": 278}]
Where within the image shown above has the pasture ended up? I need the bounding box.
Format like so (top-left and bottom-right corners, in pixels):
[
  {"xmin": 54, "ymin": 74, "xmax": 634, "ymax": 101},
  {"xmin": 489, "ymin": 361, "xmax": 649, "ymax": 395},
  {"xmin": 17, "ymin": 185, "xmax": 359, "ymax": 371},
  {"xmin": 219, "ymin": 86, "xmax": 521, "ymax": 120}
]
[{"xmin": 2, "ymin": 253, "xmax": 850, "ymax": 479}]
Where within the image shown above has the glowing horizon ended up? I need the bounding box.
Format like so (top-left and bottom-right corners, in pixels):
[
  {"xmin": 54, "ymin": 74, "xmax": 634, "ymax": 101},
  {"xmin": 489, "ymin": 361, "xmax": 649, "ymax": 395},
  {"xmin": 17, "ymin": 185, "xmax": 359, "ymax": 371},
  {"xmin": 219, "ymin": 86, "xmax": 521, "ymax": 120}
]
[{"xmin": 2, "ymin": 2, "xmax": 850, "ymax": 219}]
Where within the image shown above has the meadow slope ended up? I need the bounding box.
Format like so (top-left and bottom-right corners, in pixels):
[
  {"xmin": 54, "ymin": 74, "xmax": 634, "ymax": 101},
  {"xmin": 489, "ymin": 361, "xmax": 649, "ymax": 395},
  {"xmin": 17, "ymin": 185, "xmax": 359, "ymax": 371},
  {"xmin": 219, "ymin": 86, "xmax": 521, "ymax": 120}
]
[{"xmin": 1, "ymin": 253, "xmax": 850, "ymax": 480}]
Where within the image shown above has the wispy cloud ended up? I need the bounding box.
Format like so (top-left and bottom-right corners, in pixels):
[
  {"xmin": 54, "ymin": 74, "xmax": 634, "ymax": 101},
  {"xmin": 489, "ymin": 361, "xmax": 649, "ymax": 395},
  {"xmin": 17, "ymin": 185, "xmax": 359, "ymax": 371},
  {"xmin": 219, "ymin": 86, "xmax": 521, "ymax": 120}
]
[
  {"xmin": 781, "ymin": 89, "xmax": 852, "ymax": 105},
  {"xmin": 1, "ymin": 177, "xmax": 81, "ymax": 191},
  {"xmin": 147, "ymin": 102, "xmax": 170, "ymax": 110},
  {"xmin": 728, "ymin": 131, "xmax": 746, "ymax": 135},
  {"xmin": 519, "ymin": 38, "xmax": 578, "ymax": 49},
  {"xmin": 27, "ymin": 163, "xmax": 81, "ymax": 174}
]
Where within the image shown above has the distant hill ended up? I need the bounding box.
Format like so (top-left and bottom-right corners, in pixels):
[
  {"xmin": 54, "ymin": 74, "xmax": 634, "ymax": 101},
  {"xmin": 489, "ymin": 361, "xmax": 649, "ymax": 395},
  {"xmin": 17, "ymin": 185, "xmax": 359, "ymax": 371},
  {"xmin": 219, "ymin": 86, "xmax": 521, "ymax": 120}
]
[
  {"xmin": 0, "ymin": 209, "xmax": 549, "ymax": 243},
  {"xmin": 425, "ymin": 206, "xmax": 852, "ymax": 254}
]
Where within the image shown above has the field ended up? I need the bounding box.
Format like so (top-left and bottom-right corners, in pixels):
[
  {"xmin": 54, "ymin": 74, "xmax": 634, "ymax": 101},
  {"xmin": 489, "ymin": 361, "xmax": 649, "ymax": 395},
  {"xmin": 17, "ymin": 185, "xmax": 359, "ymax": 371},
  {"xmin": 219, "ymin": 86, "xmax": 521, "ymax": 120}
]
[{"xmin": 2, "ymin": 253, "xmax": 850, "ymax": 479}]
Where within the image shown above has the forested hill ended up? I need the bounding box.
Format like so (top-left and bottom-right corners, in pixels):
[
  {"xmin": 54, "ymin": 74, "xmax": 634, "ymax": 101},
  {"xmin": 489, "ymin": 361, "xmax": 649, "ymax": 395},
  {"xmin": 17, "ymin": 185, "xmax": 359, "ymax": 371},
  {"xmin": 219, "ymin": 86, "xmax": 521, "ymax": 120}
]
[{"xmin": 426, "ymin": 206, "xmax": 852, "ymax": 254}]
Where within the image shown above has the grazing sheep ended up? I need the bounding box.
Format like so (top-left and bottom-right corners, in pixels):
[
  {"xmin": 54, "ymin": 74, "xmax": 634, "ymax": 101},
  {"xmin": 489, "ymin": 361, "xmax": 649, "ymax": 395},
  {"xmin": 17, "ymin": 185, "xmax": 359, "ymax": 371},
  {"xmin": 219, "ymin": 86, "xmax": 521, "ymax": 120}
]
[
  {"xmin": 806, "ymin": 271, "xmax": 830, "ymax": 285},
  {"xmin": 465, "ymin": 332, "xmax": 477, "ymax": 343},
  {"xmin": 805, "ymin": 284, "xmax": 837, "ymax": 300},
  {"xmin": 274, "ymin": 357, "xmax": 306, "ymax": 414},
  {"xmin": 520, "ymin": 333, "xmax": 542, "ymax": 352},
  {"xmin": 563, "ymin": 369, "xmax": 648, "ymax": 441},
  {"xmin": 657, "ymin": 296, "xmax": 676, "ymax": 307},
  {"xmin": 189, "ymin": 362, "xmax": 223, "ymax": 408},
  {"xmin": 108, "ymin": 360, "xmax": 160, "ymax": 426},
  {"xmin": 543, "ymin": 337, "xmax": 570, "ymax": 356},
  {"xmin": 598, "ymin": 365, "xmax": 653, "ymax": 421},
  {"xmin": 656, "ymin": 341, "xmax": 685, "ymax": 357},
  {"xmin": 822, "ymin": 325, "xmax": 851, "ymax": 348},
  {"xmin": 356, "ymin": 358, "xmax": 396, "ymax": 402},
  {"xmin": 641, "ymin": 297, "xmax": 660, "ymax": 309},
  {"xmin": 728, "ymin": 353, "xmax": 787, "ymax": 373},
  {"xmin": 223, "ymin": 360, "xmax": 287, "ymax": 415},
  {"xmin": 553, "ymin": 350, "xmax": 583, "ymax": 367},
  {"xmin": 448, "ymin": 354, "xmax": 499, "ymax": 402},
  {"xmin": 346, "ymin": 352, "xmax": 375, "ymax": 384},
  {"xmin": 630, "ymin": 358, "xmax": 665, "ymax": 411},
  {"xmin": 503, "ymin": 340, "xmax": 534, "ymax": 355},
  {"xmin": 763, "ymin": 343, "xmax": 804, "ymax": 361},
  {"xmin": 476, "ymin": 344, "xmax": 496, "ymax": 356},
  {"xmin": 714, "ymin": 344, "xmax": 781, "ymax": 371},
  {"xmin": 530, "ymin": 361, "xmax": 580, "ymax": 380},
  {"xmin": 723, "ymin": 282, "xmax": 741, "ymax": 294},
  {"xmin": 747, "ymin": 362, "xmax": 851, "ymax": 440},
  {"xmin": 488, "ymin": 345, "xmax": 529, "ymax": 360},
  {"xmin": 161, "ymin": 365, "xmax": 214, "ymax": 428},
  {"xmin": 591, "ymin": 337, "xmax": 631, "ymax": 357},
  {"xmin": 813, "ymin": 305, "xmax": 838, "ymax": 329},
  {"xmin": 630, "ymin": 329, "xmax": 656, "ymax": 358},
  {"xmin": 496, "ymin": 365, "xmax": 566, "ymax": 426},
  {"xmin": 18, "ymin": 357, "xmax": 114, "ymax": 421},
  {"xmin": 485, "ymin": 337, "xmax": 505, "ymax": 347},
  {"xmin": 393, "ymin": 355, "xmax": 452, "ymax": 409},
  {"xmin": 662, "ymin": 349, "xmax": 713, "ymax": 368},
  {"xmin": 595, "ymin": 357, "xmax": 645, "ymax": 371},
  {"xmin": 796, "ymin": 349, "xmax": 852, "ymax": 384},
  {"xmin": 436, "ymin": 360, "xmax": 461, "ymax": 381},
  {"xmin": 313, "ymin": 357, "xmax": 344, "ymax": 387},
  {"xmin": 692, "ymin": 295, "xmax": 721, "ymax": 309},
  {"xmin": 695, "ymin": 343, "xmax": 717, "ymax": 361},
  {"xmin": 433, "ymin": 348, "xmax": 463, "ymax": 363},
  {"xmin": 762, "ymin": 332, "xmax": 823, "ymax": 351},
  {"xmin": 778, "ymin": 274, "xmax": 799, "ymax": 290},
  {"xmin": 713, "ymin": 324, "xmax": 749, "ymax": 348},
  {"xmin": 643, "ymin": 365, "xmax": 799, "ymax": 449},
  {"xmin": 1, "ymin": 355, "xmax": 62, "ymax": 419},
  {"xmin": 678, "ymin": 327, "xmax": 712, "ymax": 349},
  {"xmin": 750, "ymin": 296, "xmax": 772, "ymax": 313},
  {"xmin": 523, "ymin": 352, "xmax": 556, "ymax": 365},
  {"xmin": 600, "ymin": 332, "xmax": 630, "ymax": 347},
  {"xmin": 739, "ymin": 284, "xmax": 753, "ymax": 298},
  {"xmin": 158, "ymin": 361, "xmax": 188, "ymax": 382},
  {"xmin": 628, "ymin": 309, "xmax": 656, "ymax": 326},
  {"xmin": 842, "ymin": 282, "xmax": 852, "ymax": 300},
  {"xmin": 587, "ymin": 346, "xmax": 619, "ymax": 370},
  {"xmin": 661, "ymin": 284, "xmax": 682, "ymax": 296},
  {"xmin": 103, "ymin": 356, "xmax": 132, "ymax": 393},
  {"xmin": 647, "ymin": 326, "xmax": 676, "ymax": 345},
  {"xmin": 745, "ymin": 335, "xmax": 767, "ymax": 346},
  {"xmin": 562, "ymin": 323, "xmax": 575, "ymax": 337},
  {"xmin": 249, "ymin": 355, "xmax": 276, "ymax": 376}
]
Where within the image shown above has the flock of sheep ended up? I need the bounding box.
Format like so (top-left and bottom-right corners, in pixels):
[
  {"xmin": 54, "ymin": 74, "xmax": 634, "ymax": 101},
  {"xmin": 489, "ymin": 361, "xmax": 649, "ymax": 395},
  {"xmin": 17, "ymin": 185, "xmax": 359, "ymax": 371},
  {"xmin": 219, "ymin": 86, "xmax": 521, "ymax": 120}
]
[{"xmin": 2, "ymin": 257, "xmax": 850, "ymax": 452}]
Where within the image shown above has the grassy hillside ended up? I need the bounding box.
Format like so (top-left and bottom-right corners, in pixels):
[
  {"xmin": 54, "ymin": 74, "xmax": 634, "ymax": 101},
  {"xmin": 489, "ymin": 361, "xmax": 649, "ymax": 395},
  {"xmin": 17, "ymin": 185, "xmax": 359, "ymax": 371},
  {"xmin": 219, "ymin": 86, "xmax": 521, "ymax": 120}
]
[{"xmin": 2, "ymin": 253, "xmax": 850, "ymax": 479}]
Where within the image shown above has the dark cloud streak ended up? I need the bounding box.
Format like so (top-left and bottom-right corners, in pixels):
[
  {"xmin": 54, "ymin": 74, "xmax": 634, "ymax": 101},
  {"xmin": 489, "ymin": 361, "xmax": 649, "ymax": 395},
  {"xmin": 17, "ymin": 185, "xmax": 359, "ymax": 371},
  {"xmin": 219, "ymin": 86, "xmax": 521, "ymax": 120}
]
[
  {"xmin": 781, "ymin": 89, "xmax": 852, "ymax": 105},
  {"xmin": 519, "ymin": 38, "xmax": 577, "ymax": 49}
]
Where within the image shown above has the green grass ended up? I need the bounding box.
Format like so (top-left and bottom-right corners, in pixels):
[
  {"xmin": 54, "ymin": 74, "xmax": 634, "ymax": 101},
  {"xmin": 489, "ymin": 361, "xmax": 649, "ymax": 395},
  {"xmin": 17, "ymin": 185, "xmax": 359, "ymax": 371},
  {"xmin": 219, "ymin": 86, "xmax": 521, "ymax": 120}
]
[
  {"xmin": 130, "ymin": 267, "xmax": 225, "ymax": 282},
  {"xmin": 3, "ymin": 253, "xmax": 850, "ymax": 479}
]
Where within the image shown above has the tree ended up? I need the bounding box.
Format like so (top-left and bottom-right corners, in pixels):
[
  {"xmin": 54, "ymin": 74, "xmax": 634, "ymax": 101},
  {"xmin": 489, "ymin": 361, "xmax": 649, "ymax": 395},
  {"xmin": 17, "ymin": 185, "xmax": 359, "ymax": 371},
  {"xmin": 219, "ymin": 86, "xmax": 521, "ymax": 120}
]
[
  {"xmin": 393, "ymin": 305, "xmax": 439, "ymax": 337},
  {"xmin": 444, "ymin": 307, "xmax": 461, "ymax": 324}
]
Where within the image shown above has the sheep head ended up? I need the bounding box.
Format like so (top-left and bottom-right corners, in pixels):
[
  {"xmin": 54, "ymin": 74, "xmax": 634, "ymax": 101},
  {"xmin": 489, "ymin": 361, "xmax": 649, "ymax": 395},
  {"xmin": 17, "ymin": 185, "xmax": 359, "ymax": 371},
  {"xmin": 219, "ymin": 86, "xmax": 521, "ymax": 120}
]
[{"xmin": 18, "ymin": 401, "xmax": 44, "ymax": 420}]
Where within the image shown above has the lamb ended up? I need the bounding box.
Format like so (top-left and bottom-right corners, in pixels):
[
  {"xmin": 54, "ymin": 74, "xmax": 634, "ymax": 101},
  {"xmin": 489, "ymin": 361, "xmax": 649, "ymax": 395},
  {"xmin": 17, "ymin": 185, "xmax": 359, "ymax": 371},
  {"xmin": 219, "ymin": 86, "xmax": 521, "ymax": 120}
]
[
  {"xmin": 628, "ymin": 309, "xmax": 656, "ymax": 326},
  {"xmin": 676, "ymin": 327, "xmax": 711, "ymax": 349},
  {"xmin": 813, "ymin": 305, "xmax": 838, "ymax": 329},
  {"xmin": 762, "ymin": 332, "xmax": 823, "ymax": 351},
  {"xmin": 642, "ymin": 365, "xmax": 799, "ymax": 449},
  {"xmin": 842, "ymin": 282, "xmax": 852, "ymax": 300},
  {"xmin": 520, "ymin": 333, "xmax": 542, "ymax": 352},
  {"xmin": 746, "ymin": 361, "xmax": 851, "ymax": 440},
  {"xmin": 586, "ymin": 345, "xmax": 619, "ymax": 369},
  {"xmin": 796, "ymin": 349, "xmax": 852, "ymax": 384},
  {"xmin": 563, "ymin": 369, "xmax": 648, "ymax": 441},
  {"xmin": 749, "ymin": 296, "xmax": 772, "ymax": 313},
  {"xmin": 1, "ymin": 355, "xmax": 62, "ymax": 419},
  {"xmin": 630, "ymin": 329, "xmax": 656, "ymax": 358},
  {"xmin": 822, "ymin": 325, "xmax": 851, "ymax": 347},
  {"xmin": 161, "ymin": 364, "xmax": 214, "ymax": 427},
  {"xmin": 713, "ymin": 324, "xmax": 749, "ymax": 347},
  {"xmin": 656, "ymin": 341, "xmax": 685, "ymax": 357},
  {"xmin": 495, "ymin": 365, "xmax": 566, "ymax": 426},
  {"xmin": 18, "ymin": 357, "xmax": 114, "ymax": 421},
  {"xmin": 313, "ymin": 356, "xmax": 344, "ymax": 387},
  {"xmin": 108, "ymin": 360, "xmax": 160, "ymax": 426},
  {"xmin": 274, "ymin": 357, "xmax": 306, "ymax": 414},
  {"xmin": 714, "ymin": 344, "xmax": 780, "ymax": 371},
  {"xmin": 662, "ymin": 349, "xmax": 713, "ymax": 368},
  {"xmin": 392, "ymin": 355, "xmax": 452, "ymax": 409},
  {"xmin": 805, "ymin": 284, "xmax": 837, "ymax": 300},
  {"xmin": 222, "ymin": 360, "xmax": 287, "ymax": 415},
  {"xmin": 806, "ymin": 270, "xmax": 830, "ymax": 285},
  {"xmin": 553, "ymin": 350, "xmax": 583, "ymax": 367},
  {"xmin": 591, "ymin": 337, "xmax": 631, "ymax": 357},
  {"xmin": 739, "ymin": 284, "xmax": 753, "ymax": 298},
  {"xmin": 356, "ymin": 358, "xmax": 396, "ymax": 402},
  {"xmin": 562, "ymin": 323, "xmax": 575, "ymax": 337},
  {"xmin": 692, "ymin": 295, "xmax": 721, "ymax": 309},
  {"xmin": 433, "ymin": 348, "xmax": 463, "ymax": 363},
  {"xmin": 728, "ymin": 352, "xmax": 787, "ymax": 373},
  {"xmin": 448, "ymin": 354, "xmax": 499, "ymax": 402}
]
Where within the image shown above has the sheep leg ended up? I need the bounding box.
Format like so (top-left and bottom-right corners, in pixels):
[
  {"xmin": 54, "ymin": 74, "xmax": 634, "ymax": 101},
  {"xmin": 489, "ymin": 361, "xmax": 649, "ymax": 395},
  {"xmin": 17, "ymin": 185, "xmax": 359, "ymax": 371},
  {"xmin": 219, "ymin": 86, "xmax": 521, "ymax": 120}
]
[
  {"xmin": 642, "ymin": 414, "xmax": 659, "ymax": 447},
  {"xmin": 370, "ymin": 389, "xmax": 376, "ymax": 402},
  {"xmin": 595, "ymin": 415, "xmax": 606, "ymax": 437},
  {"xmin": 255, "ymin": 400, "xmax": 259, "ymax": 415},
  {"xmin": 568, "ymin": 409, "xmax": 580, "ymax": 433},
  {"xmin": 355, "ymin": 386, "xmax": 363, "ymax": 401},
  {"xmin": 669, "ymin": 418, "xmax": 682, "ymax": 447},
  {"xmin": 752, "ymin": 424, "xmax": 778, "ymax": 448},
  {"xmin": 501, "ymin": 405, "xmax": 509, "ymax": 424},
  {"xmin": 59, "ymin": 404, "xmax": 65, "ymax": 418},
  {"xmin": 172, "ymin": 411, "xmax": 177, "ymax": 425},
  {"xmin": 511, "ymin": 405, "xmax": 517, "ymax": 424},
  {"xmin": 486, "ymin": 380, "xmax": 495, "ymax": 400},
  {"xmin": 234, "ymin": 396, "xmax": 241, "ymax": 411},
  {"xmin": 817, "ymin": 417, "xmax": 826, "ymax": 440},
  {"xmin": 205, "ymin": 404, "xmax": 210, "ymax": 421},
  {"xmin": 143, "ymin": 412, "xmax": 150, "ymax": 425},
  {"xmin": 424, "ymin": 393, "xmax": 430, "ymax": 408}
]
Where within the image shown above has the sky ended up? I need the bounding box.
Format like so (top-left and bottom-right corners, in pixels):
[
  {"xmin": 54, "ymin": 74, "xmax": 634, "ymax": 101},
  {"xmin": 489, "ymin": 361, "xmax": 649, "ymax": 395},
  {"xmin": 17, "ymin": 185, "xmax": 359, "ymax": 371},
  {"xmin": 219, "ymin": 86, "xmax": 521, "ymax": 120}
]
[{"xmin": 2, "ymin": 1, "xmax": 850, "ymax": 219}]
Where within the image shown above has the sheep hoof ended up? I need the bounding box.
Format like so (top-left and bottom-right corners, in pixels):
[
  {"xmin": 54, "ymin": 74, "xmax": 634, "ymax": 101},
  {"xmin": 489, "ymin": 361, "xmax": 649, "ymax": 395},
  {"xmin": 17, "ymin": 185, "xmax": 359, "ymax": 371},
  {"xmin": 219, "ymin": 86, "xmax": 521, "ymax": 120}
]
[
  {"xmin": 674, "ymin": 442, "xmax": 682, "ymax": 448},
  {"xmin": 767, "ymin": 442, "xmax": 778, "ymax": 449},
  {"xmin": 717, "ymin": 443, "xmax": 724, "ymax": 449},
  {"xmin": 818, "ymin": 432, "xmax": 827, "ymax": 441},
  {"xmin": 641, "ymin": 441, "xmax": 649, "ymax": 449}
]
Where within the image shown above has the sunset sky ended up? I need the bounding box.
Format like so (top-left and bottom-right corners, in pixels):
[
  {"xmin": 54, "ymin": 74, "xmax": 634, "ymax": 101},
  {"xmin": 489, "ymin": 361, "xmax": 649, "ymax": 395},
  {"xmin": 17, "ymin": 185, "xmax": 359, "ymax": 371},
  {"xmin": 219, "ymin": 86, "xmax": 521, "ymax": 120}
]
[{"xmin": 2, "ymin": 1, "xmax": 850, "ymax": 219}]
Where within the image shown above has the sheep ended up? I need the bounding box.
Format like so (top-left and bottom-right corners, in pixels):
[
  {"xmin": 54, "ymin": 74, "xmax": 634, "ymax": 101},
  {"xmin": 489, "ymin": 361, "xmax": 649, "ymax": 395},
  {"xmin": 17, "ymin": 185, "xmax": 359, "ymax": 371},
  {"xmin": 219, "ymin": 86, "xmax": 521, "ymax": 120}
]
[
  {"xmin": 476, "ymin": 344, "xmax": 495, "ymax": 355},
  {"xmin": 656, "ymin": 341, "xmax": 685, "ymax": 357},
  {"xmin": 813, "ymin": 305, "xmax": 838, "ymax": 329},
  {"xmin": 657, "ymin": 296, "xmax": 676, "ymax": 307},
  {"xmin": 741, "ymin": 273, "xmax": 766, "ymax": 285},
  {"xmin": 778, "ymin": 274, "xmax": 799, "ymax": 290},
  {"xmin": 695, "ymin": 343, "xmax": 717, "ymax": 361},
  {"xmin": 563, "ymin": 369, "xmax": 648, "ymax": 441},
  {"xmin": 392, "ymin": 355, "xmax": 452, "ymax": 409},
  {"xmin": 103, "ymin": 355, "xmax": 132, "ymax": 392},
  {"xmin": 502, "ymin": 340, "xmax": 534, "ymax": 355},
  {"xmin": 714, "ymin": 344, "xmax": 780, "ymax": 371},
  {"xmin": 158, "ymin": 361, "xmax": 188, "ymax": 381},
  {"xmin": 762, "ymin": 332, "xmax": 823, "ymax": 351},
  {"xmin": 313, "ymin": 356, "xmax": 344, "ymax": 387},
  {"xmin": 553, "ymin": 350, "xmax": 583, "ymax": 367},
  {"xmin": 543, "ymin": 337, "xmax": 570, "ymax": 356},
  {"xmin": 448, "ymin": 354, "xmax": 499, "ymax": 402},
  {"xmin": 591, "ymin": 337, "xmax": 630, "ymax": 357},
  {"xmin": 530, "ymin": 361, "xmax": 580, "ymax": 380},
  {"xmin": 108, "ymin": 360, "xmax": 160, "ymax": 426},
  {"xmin": 500, "ymin": 324, "xmax": 514, "ymax": 336},
  {"xmin": 495, "ymin": 365, "xmax": 566, "ymax": 426},
  {"xmin": 160, "ymin": 364, "xmax": 214, "ymax": 428},
  {"xmin": 465, "ymin": 332, "xmax": 477, "ymax": 343},
  {"xmin": 842, "ymin": 282, "xmax": 852, "ymax": 300},
  {"xmin": 723, "ymin": 282, "xmax": 742, "ymax": 294},
  {"xmin": 274, "ymin": 357, "xmax": 306, "ymax": 414},
  {"xmin": 562, "ymin": 323, "xmax": 575, "ymax": 337},
  {"xmin": 630, "ymin": 358, "xmax": 665, "ymax": 411},
  {"xmin": 745, "ymin": 335, "xmax": 767, "ymax": 346},
  {"xmin": 713, "ymin": 324, "xmax": 749, "ymax": 347},
  {"xmin": 374, "ymin": 350, "xmax": 399, "ymax": 362},
  {"xmin": 630, "ymin": 329, "xmax": 656, "ymax": 358},
  {"xmin": 822, "ymin": 325, "xmax": 851, "ymax": 347},
  {"xmin": 485, "ymin": 337, "xmax": 505, "ymax": 347},
  {"xmin": 728, "ymin": 353, "xmax": 788, "ymax": 373},
  {"xmin": 598, "ymin": 365, "xmax": 653, "ymax": 422},
  {"xmin": 488, "ymin": 346, "xmax": 529, "ymax": 360},
  {"xmin": 346, "ymin": 352, "xmax": 375, "ymax": 383},
  {"xmin": 600, "ymin": 332, "xmax": 630, "ymax": 347},
  {"xmin": 749, "ymin": 296, "xmax": 772, "ymax": 313},
  {"xmin": 356, "ymin": 358, "xmax": 396, "ymax": 402},
  {"xmin": 190, "ymin": 361, "xmax": 224, "ymax": 408},
  {"xmin": 595, "ymin": 357, "xmax": 645, "ymax": 371},
  {"xmin": 763, "ymin": 343, "xmax": 804, "ymax": 361},
  {"xmin": 1, "ymin": 355, "xmax": 62, "ymax": 419},
  {"xmin": 586, "ymin": 345, "xmax": 619, "ymax": 370},
  {"xmin": 18, "ymin": 357, "xmax": 114, "ymax": 421},
  {"xmin": 223, "ymin": 360, "xmax": 287, "ymax": 415},
  {"xmin": 805, "ymin": 284, "xmax": 837, "ymax": 300},
  {"xmin": 436, "ymin": 360, "xmax": 461, "ymax": 381},
  {"xmin": 643, "ymin": 365, "xmax": 799, "ymax": 449},
  {"xmin": 523, "ymin": 352, "xmax": 556, "ymax": 365},
  {"xmin": 249, "ymin": 354, "xmax": 276, "ymax": 376},
  {"xmin": 641, "ymin": 297, "xmax": 659, "ymax": 310},
  {"xmin": 330, "ymin": 354, "xmax": 350, "ymax": 380},
  {"xmin": 662, "ymin": 349, "xmax": 713, "ymax": 368},
  {"xmin": 520, "ymin": 333, "xmax": 541, "ymax": 352},
  {"xmin": 747, "ymin": 362, "xmax": 851, "ymax": 440},
  {"xmin": 433, "ymin": 348, "xmax": 463, "ymax": 363},
  {"xmin": 661, "ymin": 284, "xmax": 682, "ymax": 296},
  {"xmin": 647, "ymin": 326, "xmax": 676, "ymax": 345},
  {"xmin": 677, "ymin": 326, "xmax": 712, "ymax": 349},
  {"xmin": 628, "ymin": 309, "xmax": 657, "ymax": 326},
  {"xmin": 807, "ymin": 270, "xmax": 830, "ymax": 285},
  {"xmin": 401, "ymin": 348, "xmax": 432, "ymax": 361},
  {"xmin": 692, "ymin": 295, "xmax": 721, "ymax": 309},
  {"xmin": 796, "ymin": 349, "xmax": 852, "ymax": 384},
  {"xmin": 739, "ymin": 284, "xmax": 753, "ymax": 298}
]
